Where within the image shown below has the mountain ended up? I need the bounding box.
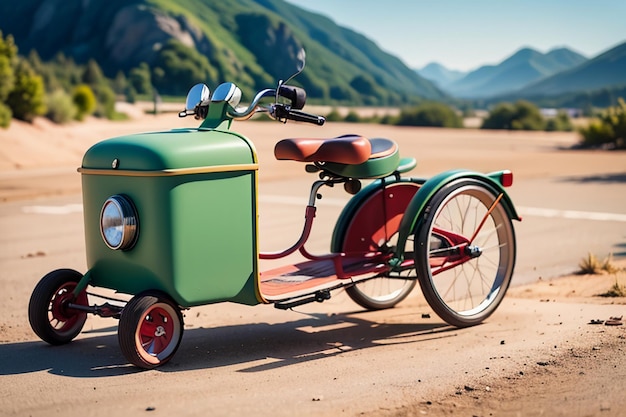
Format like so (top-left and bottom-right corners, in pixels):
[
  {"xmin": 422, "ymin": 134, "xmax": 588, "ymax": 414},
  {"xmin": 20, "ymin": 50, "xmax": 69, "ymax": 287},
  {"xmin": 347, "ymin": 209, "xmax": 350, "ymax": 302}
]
[
  {"xmin": 416, "ymin": 63, "xmax": 466, "ymax": 88},
  {"xmin": 0, "ymin": 0, "xmax": 444, "ymax": 104},
  {"xmin": 512, "ymin": 41, "xmax": 626, "ymax": 97},
  {"xmin": 445, "ymin": 47, "xmax": 587, "ymax": 98}
]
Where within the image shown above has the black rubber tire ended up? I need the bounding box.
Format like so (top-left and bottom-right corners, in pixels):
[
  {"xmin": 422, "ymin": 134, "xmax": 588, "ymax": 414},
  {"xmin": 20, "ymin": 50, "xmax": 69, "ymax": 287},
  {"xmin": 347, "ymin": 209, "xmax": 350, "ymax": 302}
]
[
  {"xmin": 118, "ymin": 293, "xmax": 184, "ymax": 369},
  {"xmin": 28, "ymin": 269, "xmax": 88, "ymax": 345},
  {"xmin": 415, "ymin": 179, "xmax": 516, "ymax": 327}
]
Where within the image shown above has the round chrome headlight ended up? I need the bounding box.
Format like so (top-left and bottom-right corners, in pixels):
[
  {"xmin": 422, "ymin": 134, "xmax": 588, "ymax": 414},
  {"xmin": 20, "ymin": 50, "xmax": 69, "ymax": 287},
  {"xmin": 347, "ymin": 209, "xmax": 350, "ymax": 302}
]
[{"xmin": 100, "ymin": 195, "xmax": 138, "ymax": 250}]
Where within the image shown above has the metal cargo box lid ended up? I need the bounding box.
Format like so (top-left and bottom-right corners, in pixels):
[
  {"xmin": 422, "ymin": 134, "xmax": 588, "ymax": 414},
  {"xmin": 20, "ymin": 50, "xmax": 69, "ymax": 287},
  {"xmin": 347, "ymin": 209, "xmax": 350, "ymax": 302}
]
[{"xmin": 81, "ymin": 129, "xmax": 256, "ymax": 172}]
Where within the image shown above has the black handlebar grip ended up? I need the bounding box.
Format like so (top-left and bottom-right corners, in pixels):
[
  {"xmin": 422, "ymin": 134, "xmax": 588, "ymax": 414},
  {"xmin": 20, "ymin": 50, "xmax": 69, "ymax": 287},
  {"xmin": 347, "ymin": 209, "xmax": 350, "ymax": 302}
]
[{"xmin": 288, "ymin": 109, "xmax": 325, "ymax": 126}]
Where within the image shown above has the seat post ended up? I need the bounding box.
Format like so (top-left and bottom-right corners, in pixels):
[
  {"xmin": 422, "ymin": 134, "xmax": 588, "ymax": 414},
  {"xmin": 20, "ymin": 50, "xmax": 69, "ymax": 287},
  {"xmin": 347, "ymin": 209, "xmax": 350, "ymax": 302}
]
[{"xmin": 307, "ymin": 180, "xmax": 327, "ymax": 206}]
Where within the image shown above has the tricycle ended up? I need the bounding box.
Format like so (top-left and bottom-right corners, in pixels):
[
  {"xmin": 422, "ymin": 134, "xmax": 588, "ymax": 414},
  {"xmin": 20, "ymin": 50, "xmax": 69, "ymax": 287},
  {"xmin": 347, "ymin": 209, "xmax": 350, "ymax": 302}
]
[{"xmin": 28, "ymin": 49, "xmax": 520, "ymax": 369}]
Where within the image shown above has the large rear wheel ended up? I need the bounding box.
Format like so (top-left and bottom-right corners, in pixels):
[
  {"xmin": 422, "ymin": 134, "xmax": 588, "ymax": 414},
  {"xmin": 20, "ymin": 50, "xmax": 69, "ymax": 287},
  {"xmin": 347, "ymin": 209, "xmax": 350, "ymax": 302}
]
[
  {"xmin": 415, "ymin": 179, "xmax": 516, "ymax": 327},
  {"xmin": 341, "ymin": 182, "xmax": 420, "ymax": 310}
]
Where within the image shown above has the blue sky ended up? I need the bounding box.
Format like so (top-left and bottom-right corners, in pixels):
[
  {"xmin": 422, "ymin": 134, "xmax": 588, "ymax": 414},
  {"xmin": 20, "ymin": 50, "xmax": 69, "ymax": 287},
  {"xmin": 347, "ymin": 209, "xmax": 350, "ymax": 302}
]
[{"xmin": 285, "ymin": 0, "xmax": 626, "ymax": 72}]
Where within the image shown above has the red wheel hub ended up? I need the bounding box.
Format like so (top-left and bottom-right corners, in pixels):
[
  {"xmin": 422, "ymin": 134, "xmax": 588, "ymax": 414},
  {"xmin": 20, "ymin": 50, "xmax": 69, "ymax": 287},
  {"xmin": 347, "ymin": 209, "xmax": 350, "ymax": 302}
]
[
  {"xmin": 138, "ymin": 306, "xmax": 175, "ymax": 356},
  {"xmin": 49, "ymin": 283, "xmax": 88, "ymax": 331}
]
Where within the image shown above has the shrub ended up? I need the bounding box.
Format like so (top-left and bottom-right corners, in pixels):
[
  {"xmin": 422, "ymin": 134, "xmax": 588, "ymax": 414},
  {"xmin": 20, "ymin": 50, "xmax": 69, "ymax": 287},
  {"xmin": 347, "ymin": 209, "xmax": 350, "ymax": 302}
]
[
  {"xmin": 325, "ymin": 108, "xmax": 342, "ymax": 122},
  {"xmin": 396, "ymin": 102, "xmax": 463, "ymax": 128},
  {"xmin": 72, "ymin": 84, "xmax": 96, "ymax": 120},
  {"xmin": 578, "ymin": 98, "xmax": 626, "ymax": 149},
  {"xmin": 380, "ymin": 114, "xmax": 399, "ymax": 125},
  {"xmin": 5, "ymin": 60, "xmax": 46, "ymax": 122},
  {"xmin": 545, "ymin": 111, "xmax": 574, "ymax": 131},
  {"xmin": 482, "ymin": 101, "xmax": 545, "ymax": 131},
  {"xmin": 92, "ymin": 84, "xmax": 117, "ymax": 119},
  {"xmin": 46, "ymin": 90, "xmax": 77, "ymax": 124},
  {"xmin": 0, "ymin": 31, "xmax": 17, "ymax": 102},
  {"xmin": 598, "ymin": 279, "xmax": 626, "ymax": 297},
  {"xmin": 0, "ymin": 102, "xmax": 11, "ymax": 128},
  {"xmin": 511, "ymin": 100, "xmax": 545, "ymax": 130},
  {"xmin": 344, "ymin": 111, "xmax": 361, "ymax": 123},
  {"xmin": 0, "ymin": 55, "xmax": 14, "ymax": 102}
]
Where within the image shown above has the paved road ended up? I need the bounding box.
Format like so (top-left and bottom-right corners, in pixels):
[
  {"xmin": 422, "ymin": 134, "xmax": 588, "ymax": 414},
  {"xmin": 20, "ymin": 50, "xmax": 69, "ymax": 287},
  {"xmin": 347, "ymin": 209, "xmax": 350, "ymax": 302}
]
[{"xmin": 1, "ymin": 124, "xmax": 625, "ymax": 416}]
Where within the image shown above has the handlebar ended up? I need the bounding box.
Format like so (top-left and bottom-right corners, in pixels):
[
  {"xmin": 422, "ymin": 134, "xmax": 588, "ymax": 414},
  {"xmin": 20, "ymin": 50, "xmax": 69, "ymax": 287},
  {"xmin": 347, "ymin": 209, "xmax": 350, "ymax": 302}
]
[
  {"xmin": 224, "ymin": 85, "xmax": 324, "ymax": 126},
  {"xmin": 183, "ymin": 82, "xmax": 324, "ymax": 126},
  {"xmin": 225, "ymin": 88, "xmax": 275, "ymax": 121},
  {"xmin": 272, "ymin": 105, "xmax": 325, "ymax": 126}
]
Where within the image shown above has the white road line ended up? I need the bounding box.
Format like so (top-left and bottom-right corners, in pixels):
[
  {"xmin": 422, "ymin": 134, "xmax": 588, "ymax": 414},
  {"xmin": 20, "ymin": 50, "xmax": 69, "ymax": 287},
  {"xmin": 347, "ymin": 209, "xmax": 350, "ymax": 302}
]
[
  {"xmin": 21, "ymin": 199, "xmax": 626, "ymax": 223},
  {"xmin": 22, "ymin": 204, "xmax": 83, "ymax": 215},
  {"xmin": 517, "ymin": 206, "xmax": 626, "ymax": 223}
]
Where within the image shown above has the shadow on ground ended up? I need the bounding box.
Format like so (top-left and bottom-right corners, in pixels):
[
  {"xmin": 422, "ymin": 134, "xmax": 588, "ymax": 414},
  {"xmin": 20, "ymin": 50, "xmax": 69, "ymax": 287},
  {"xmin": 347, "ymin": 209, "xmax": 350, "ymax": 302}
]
[
  {"xmin": 0, "ymin": 311, "xmax": 454, "ymax": 378},
  {"xmin": 559, "ymin": 172, "xmax": 626, "ymax": 184}
]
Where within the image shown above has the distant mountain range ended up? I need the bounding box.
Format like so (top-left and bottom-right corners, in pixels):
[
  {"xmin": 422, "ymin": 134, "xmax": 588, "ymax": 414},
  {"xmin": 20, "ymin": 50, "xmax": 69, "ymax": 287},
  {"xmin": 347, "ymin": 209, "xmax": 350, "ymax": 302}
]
[
  {"xmin": 0, "ymin": 0, "xmax": 443, "ymax": 104},
  {"xmin": 513, "ymin": 42, "xmax": 626, "ymax": 97},
  {"xmin": 418, "ymin": 47, "xmax": 588, "ymax": 98},
  {"xmin": 1, "ymin": 0, "xmax": 624, "ymax": 107},
  {"xmin": 417, "ymin": 63, "xmax": 466, "ymax": 88},
  {"xmin": 418, "ymin": 42, "xmax": 626, "ymax": 103}
]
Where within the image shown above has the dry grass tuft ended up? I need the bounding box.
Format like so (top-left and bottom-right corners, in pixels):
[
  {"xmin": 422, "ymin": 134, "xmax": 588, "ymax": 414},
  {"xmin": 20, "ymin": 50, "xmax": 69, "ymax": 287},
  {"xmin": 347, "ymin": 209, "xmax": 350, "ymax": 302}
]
[
  {"xmin": 578, "ymin": 252, "xmax": 621, "ymax": 275},
  {"xmin": 598, "ymin": 278, "xmax": 626, "ymax": 297}
]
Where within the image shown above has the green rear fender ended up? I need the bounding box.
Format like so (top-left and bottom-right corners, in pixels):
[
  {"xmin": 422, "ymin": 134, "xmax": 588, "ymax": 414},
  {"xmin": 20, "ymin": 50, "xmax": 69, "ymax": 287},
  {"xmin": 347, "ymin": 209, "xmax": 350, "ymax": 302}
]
[
  {"xmin": 330, "ymin": 176, "xmax": 424, "ymax": 252},
  {"xmin": 391, "ymin": 169, "xmax": 521, "ymax": 263}
]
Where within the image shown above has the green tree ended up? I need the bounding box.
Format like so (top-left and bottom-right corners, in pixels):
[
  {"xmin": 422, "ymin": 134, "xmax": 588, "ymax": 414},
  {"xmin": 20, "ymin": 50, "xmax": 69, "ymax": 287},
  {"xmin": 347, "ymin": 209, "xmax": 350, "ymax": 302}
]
[
  {"xmin": 151, "ymin": 40, "xmax": 217, "ymax": 95},
  {"xmin": 27, "ymin": 49, "xmax": 61, "ymax": 92},
  {"xmin": 51, "ymin": 52, "xmax": 83, "ymax": 91},
  {"xmin": 82, "ymin": 59, "xmax": 106, "ymax": 86},
  {"xmin": 396, "ymin": 102, "xmax": 463, "ymax": 128},
  {"xmin": 350, "ymin": 75, "xmax": 378, "ymax": 97},
  {"xmin": 72, "ymin": 84, "xmax": 96, "ymax": 120},
  {"xmin": 329, "ymin": 85, "xmax": 356, "ymax": 102},
  {"xmin": 129, "ymin": 62, "xmax": 152, "ymax": 95},
  {"xmin": 112, "ymin": 71, "xmax": 128, "ymax": 95},
  {"xmin": 0, "ymin": 31, "xmax": 17, "ymax": 128},
  {"xmin": 6, "ymin": 60, "xmax": 46, "ymax": 122},
  {"xmin": 91, "ymin": 83, "xmax": 116, "ymax": 119},
  {"xmin": 0, "ymin": 31, "xmax": 17, "ymax": 103}
]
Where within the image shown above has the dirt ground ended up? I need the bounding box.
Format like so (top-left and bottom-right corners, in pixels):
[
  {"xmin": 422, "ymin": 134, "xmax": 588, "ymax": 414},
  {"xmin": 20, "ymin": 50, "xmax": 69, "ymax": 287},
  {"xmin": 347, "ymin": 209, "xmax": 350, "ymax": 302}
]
[
  {"xmin": 1, "ymin": 109, "xmax": 625, "ymax": 417},
  {"xmin": 381, "ymin": 269, "xmax": 626, "ymax": 417}
]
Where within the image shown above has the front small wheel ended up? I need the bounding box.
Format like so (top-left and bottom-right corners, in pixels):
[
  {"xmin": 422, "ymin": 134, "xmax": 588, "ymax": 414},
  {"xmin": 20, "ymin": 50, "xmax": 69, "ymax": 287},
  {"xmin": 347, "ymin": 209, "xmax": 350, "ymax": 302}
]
[
  {"xmin": 415, "ymin": 179, "xmax": 516, "ymax": 327},
  {"xmin": 118, "ymin": 293, "xmax": 184, "ymax": 369},
  {"xmin": 28, "ymin": 269, "xmax": 89, "ymax": 345}
]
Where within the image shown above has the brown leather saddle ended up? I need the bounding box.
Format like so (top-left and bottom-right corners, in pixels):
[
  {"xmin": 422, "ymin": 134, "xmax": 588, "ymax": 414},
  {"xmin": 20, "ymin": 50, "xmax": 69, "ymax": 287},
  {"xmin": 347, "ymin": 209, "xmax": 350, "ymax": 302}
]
[{"xmin": 275, "ymin": 134, "xmax": 396, "ymax": 164}]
